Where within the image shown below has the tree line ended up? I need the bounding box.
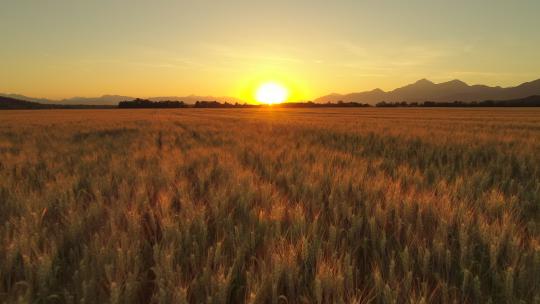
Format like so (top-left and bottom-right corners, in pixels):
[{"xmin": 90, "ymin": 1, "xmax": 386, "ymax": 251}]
[
  {"xmin": 3, "ymin": 95, "xmax": 540, "ymax": 110},
  {"xmin": 118, "ymin": 99, "xmax": 372, "ymax": 108},
  {"xmin": 118, "ymin": 96, "xmax": 540, "ymax": 109},
  {"xmin": 375, "ymin": 95, "xmax": 540, "ymax": 107}
]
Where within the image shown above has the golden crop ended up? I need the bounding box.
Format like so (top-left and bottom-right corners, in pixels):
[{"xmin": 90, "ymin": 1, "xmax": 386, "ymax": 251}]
[{"xmin": 0, "ymin": 108, "xmax": 539, "ymax": 303}]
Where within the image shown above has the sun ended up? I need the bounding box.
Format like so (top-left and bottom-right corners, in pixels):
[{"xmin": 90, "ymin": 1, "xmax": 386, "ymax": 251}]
[{"xmin": 255, "ymin": 82, "xmax": 288, "ymax": 104}]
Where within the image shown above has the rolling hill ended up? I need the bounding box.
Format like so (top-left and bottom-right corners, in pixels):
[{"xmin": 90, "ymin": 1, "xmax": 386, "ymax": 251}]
[{"xmin": 0, "ymin": 96, "xmax": 47, "ymax": 109}]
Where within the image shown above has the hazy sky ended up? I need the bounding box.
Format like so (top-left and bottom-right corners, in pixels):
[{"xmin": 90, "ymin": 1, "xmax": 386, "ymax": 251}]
[{"xmin": 1, "ymin": 0, "xmax": 539, "ymax": 101}]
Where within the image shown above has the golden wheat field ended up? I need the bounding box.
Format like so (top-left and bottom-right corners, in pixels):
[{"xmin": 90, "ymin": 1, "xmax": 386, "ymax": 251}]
[{"xmin": 0, "ymin": 108, "xmax": 539, "ymax": 303}]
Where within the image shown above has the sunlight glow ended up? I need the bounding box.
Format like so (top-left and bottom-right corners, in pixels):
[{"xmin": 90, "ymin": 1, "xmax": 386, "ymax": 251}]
[{"xmin": 255, "ymin": 82, "xmax": 288, "ymax": 104}]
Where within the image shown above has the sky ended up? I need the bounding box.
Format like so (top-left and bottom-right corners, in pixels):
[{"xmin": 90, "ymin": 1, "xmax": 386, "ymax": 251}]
[{"xmin": 1, "ymin": 0, "xmax": 539, "ymax": 102}]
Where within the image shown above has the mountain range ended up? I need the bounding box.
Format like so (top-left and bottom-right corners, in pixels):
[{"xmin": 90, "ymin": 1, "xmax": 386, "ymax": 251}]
[
  {"xmin": 2, "ymin": 78, "xmax": 540, "ymax": 105},
  {"xmin": 0, "ymin": 94, "xmax": 243, "ymax": 106},
  {"xmin": 315, "ymin": 78, "xmax": 540, "ymax": 104}
]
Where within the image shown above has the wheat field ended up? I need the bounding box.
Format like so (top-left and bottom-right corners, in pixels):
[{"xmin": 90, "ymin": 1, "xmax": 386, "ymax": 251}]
[{"xmin": 0, "ymin": 108, "xmax": 539, "ymax": 303}]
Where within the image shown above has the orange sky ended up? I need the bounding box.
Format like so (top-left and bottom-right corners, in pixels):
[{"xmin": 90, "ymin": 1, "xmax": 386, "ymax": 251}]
[{"xmin": 1, "ymin": 1, "xmax": 539, "ymax": 102}]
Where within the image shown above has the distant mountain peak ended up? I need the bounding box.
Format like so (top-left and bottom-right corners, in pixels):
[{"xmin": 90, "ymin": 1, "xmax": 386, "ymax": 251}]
[
  {"xmin": 449, "ymin": 79, "xmax": 467, "ymax": 84},
  {"xmin": 441, "ymin": 79, "xmax": 469, "ymax": 87},
  {"xmin": 517, "ymin": 78, "xmax": 540, "ymax": 88},
  {"xmin": 414, "ymin": 78, "xmax": 434, "ymax": 85}
]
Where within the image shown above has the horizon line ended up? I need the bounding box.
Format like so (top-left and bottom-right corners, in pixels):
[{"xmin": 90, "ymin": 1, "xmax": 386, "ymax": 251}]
[{"xmin": 2, "ymin": 76, "xmax": 539, "ymax": 102}]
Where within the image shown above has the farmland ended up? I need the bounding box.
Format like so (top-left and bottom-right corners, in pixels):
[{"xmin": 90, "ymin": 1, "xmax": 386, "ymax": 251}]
[{"xmin": 0, "ymin": 108, "xmax": 539, "ymax": 303}]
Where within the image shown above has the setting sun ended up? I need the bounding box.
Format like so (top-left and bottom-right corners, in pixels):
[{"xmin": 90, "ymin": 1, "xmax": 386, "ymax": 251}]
[{"xmin": 255, "ymin": 82, "xmax": 288, "ymax": 104}]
